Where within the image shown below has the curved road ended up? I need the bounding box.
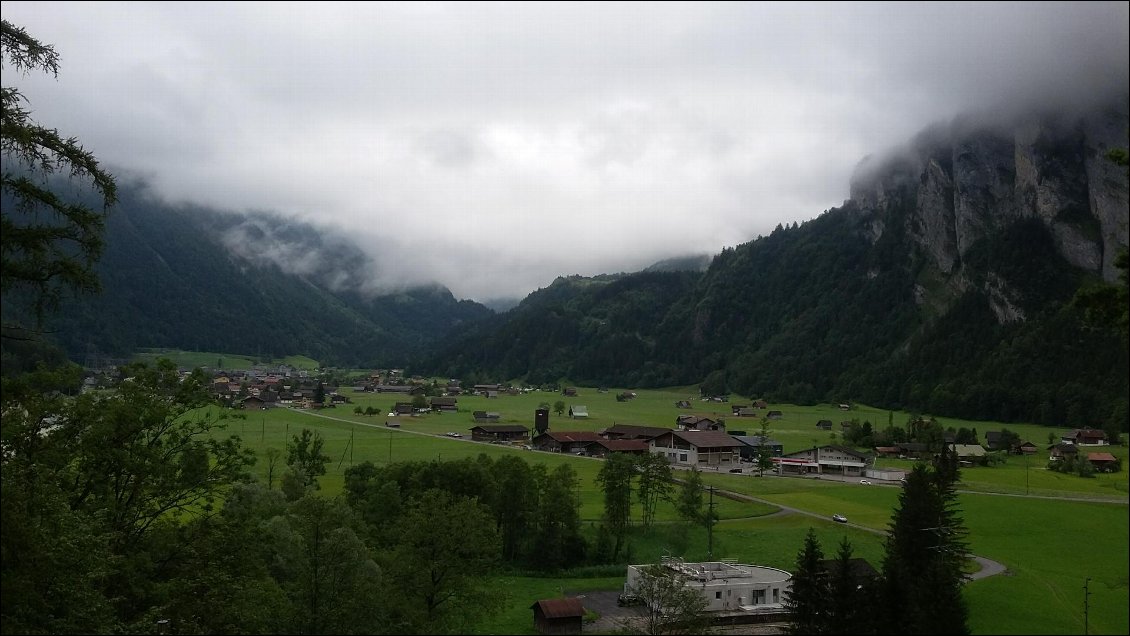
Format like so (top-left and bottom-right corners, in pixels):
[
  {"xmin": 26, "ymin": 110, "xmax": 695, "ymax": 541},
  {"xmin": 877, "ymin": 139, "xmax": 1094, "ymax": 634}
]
[{"xmin": 298, "ymin": 409, "xmax": 1014, "ymax": 580}]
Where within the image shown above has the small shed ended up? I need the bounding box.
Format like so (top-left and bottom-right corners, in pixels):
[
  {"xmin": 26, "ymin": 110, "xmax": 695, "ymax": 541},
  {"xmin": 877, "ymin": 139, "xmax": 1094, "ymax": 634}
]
[{"xmin": 531, "ymin": 597, "xmax": 585, "ymax": 635}]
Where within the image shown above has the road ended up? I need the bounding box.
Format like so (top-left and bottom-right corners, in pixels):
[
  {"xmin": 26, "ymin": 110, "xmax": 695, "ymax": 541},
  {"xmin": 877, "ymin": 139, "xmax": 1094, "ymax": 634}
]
[{"xmin": 296, "ymin": 408, "xmax": 1013, "ymax": 581}]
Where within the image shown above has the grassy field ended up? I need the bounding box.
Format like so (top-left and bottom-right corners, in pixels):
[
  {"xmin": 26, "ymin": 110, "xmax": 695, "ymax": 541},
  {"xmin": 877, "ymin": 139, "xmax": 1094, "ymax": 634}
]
[
  {"xmin": 134, "ymin": 349, "xmax": 320, "ymax": 371},
  {"xmin": 215, "ymin": 385, "xmax": 1128, "ymax": 635}
]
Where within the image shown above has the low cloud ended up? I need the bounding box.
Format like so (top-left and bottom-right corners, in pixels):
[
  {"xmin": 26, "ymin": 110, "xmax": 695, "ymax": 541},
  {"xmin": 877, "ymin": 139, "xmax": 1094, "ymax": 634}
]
[{"xmin": 3, "ymin": 1, "xmax": 1126, "ymax": 300}]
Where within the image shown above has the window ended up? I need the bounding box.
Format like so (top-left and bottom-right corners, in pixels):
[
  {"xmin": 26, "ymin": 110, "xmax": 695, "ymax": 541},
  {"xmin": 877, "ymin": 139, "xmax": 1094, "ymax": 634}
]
[
  {"xmin": 752, "ymin": 589, "xmax": 766, "ymax": 604},
  {"xmin": 680, "ymin": 454, "xmax": 688, "ymax": 462},
  {"xmin": 715, "ymin": 592, "xmax": 721, "ymax": 599},
  {"xmin": 773, "ymin": 588, "xmax": 780, "ymax": 603}
]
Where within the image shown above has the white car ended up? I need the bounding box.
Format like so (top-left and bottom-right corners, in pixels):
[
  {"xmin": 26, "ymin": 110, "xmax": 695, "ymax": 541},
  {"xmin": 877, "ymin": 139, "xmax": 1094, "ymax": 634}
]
[
  {"xmin": 833, "ymin": 514, "xmax": 848, "ymax": 523},
  {"xmin": 445, "ymin": 432, "xmax": 462, "ymax": 438},
  {"xmin": 860, "ymin": 479, "xmax": 872, "ymax": 485}
]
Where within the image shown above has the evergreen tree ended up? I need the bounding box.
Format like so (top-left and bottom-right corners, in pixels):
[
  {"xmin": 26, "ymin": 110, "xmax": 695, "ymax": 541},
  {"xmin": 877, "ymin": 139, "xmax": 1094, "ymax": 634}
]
[
  {"xmin": 826, "ymin": 537, "xmax": 874, "ymax": 634},
  {"xmin": 784, "ymin": 528, "xmax": 829, "ymax": 634},
  {"xmin": 878, "ymin": 451, "xmax": 970, "ymax": 635}
]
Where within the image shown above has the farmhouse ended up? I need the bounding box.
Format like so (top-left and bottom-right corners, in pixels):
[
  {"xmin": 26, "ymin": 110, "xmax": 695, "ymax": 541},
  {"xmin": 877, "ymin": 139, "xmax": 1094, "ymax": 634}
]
[
  {"xmin": 1087, "ymin": 452, "xmax": 1119, "ymax": 472},
  {"xmin": 816, "ymin": 419, "xmax": 833, "ymax": 431},
  {"xmin": 624, "ymin": 557, "xmax": 792, "ymax": 614},
  {"xmin": 531, "ymin": 431, "xmax": 603, "ymax": 454},
  {"xmin": 602, "ymin": 424, "xmax": 670, "ymax": 441},
  {"xmin": 774, "ymin": 445, "xmax": 870, "ymax": 477},
  {"xmin": 732, "ymin": 435, "xmax": 784, "ymax": 460},
  {"xmin": 470, "ymin": 424, "xmax": 530, "ymax": 443},
  {"xmin": 472, "ymin": 411, "xmax": 501, "ymax": 422},
  {"xmin": 429, "ymin": 396, "xmax": 458, "ymax": 412},
  {"xmin": 676, "ymin": 414, "xmax": 723, "ymax": 431},
  {"xmin": 583, "ymin": 438, "xmax": 651, "ymax": 458},
  {"xmin": 1048, "ymin": 443, "xmax": 1079, "ymax": 462},
  {"xmin": 1068, "ymin": 429, "xmax": 1109, "ymax": 446},
  {"xmin": 649, "ymin": 430, "xmax": 743, "ymax": 468}
]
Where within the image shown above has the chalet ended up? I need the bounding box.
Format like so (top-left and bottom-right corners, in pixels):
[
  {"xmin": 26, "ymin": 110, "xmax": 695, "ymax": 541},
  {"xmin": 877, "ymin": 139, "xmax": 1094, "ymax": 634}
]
[
  {"xmin": 838, "ymin": 404, "xmax": 852, "ymax": 411},
  {"xmin": 896, "ymin": 442, "xmax": 931, "ymax": 459},
  {"xmin": 430, "ymin": 396, "xmax": 458, "ymax": 412},
  {"xmin": 474, "ymin": 384, "xmax": 502, "ymax": 395},
  {"xmin": 1016, "ymin": 441, "xmax": 1039, "ymax": 455},
  {"xmin": 583, "ymin": 438, "xmax": 651, "ymax": 458},
  {"xmin": 562, "ymin": 387, "xmax": 578, "ymax": 397},
  {"xmin": 766, "ymin": 410, "xmax": 783, "ymax": 420},
  {"xmin": 985, "ymin": 431, "xmax": 1008, "ymax": 451},
  {"xmin": 873, "ymin": 446, "xmax": 901, "ymax": 458},
  {"xmin": 676, "ymin": 415, "xmax": 723, "ymax": 431},
  {"xmin": 330, "ymin": 394, "xmax": 348, "ymax": 405},
  {"xmin": 1068, "ymin": 429, "xmax": 1109, "ymax": 446},
  {"xmin": 950, "ymin": 444, "xmax": 987, "ymax": 461},
  {"xmin": 774, "ymin": 445, "xmax": 869, "ymax": 477},
  {"xmin": 602, "ymin": 424, "xmax": 670, "ymax": 441},
  {"xmin": 469, "ymin": 424, "xmax": 529, "ymax": 443},
  {"xmin": 374, "ymin": 384, "xmax": 416, "ymax": 394},
  {"xmin": 816, "ymin": 419, "xmax": 833, "ymax": 431},
  {"xmin": 733, "ymin": 435, "xmax": 784, "ymax": 460},
  {"xmin": 530, "ymin": 597, "xmax": 585, "ymax": 635},
  {"xmin": 731, "ymin": 404, "xmax": 749, "ymax": 415},
  {"xmin": 675, "ymin": 400, "xmax": 692, "ymax": 409},
  {"xmin": 1087, "ymin": 452, "xmax": 1119, "ymax": 472},
  {"xmin": 531, "ymin": 431, "xmax": 603, "ymax": 454},
  {"xmin": 753, "ymin": 400, "xmax": 768, "ymax": 409},
  {"xmin": 568, "ymin": 405, "xmax": 589, "ymax": 419},
  {"xmin": 734, "ymin": 407, "xmax": 759, "ymax": 418},
  {"xmin": 616, "ymin": 391, "xmax": 637, "ymax": 401},
  {"xmin": 393, "ymin": 402, "xmax": 415, "ymax": 415},
  {"xmin": 624, "ymin": 558, "xmax": 791, "ymax": 614},
  {"xmin": 472, "ymin": 411, "xmax": 501, "ymax": 422},
  {"xmin": 241, "ymin": 395, "xmax": 267, "ymax": 410},
  {"xmin": 649, "ymin": 430, "xmax": 744, "ymax": 468},
  {"xmin": 1048, "ymin": 443, "xmax": 1079, "ymax": 462}
]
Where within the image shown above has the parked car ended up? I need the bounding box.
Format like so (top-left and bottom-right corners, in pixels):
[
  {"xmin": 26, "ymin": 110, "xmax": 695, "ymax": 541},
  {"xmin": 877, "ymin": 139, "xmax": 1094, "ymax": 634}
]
[
  {"xmin": 445, "ymin": 432, "xmax": 462, "ymax": 438},
  {"xmin": 728, "ymin": 467, "xmax": 744, "ymax": 473},
  {"xmin": 859, "ymin": 479, "xmax": 872, "ymax": 485},
  {"xmin": 832, "ymin": 514, "xmax": 848, "ymax": 523}
]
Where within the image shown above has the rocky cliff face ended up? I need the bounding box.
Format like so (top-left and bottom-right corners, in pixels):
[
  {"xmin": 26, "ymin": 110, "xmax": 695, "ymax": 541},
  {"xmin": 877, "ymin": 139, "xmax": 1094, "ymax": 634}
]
[{"xmin": 848, "ymin": 100, "xmax": 1129, "ymax": 322}]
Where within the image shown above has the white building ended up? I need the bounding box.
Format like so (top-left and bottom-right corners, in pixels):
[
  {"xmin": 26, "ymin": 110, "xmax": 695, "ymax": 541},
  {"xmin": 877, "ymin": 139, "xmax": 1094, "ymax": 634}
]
[{"xmin": 624, "ymin": 558, "xmax": 792, "ymax": 613}]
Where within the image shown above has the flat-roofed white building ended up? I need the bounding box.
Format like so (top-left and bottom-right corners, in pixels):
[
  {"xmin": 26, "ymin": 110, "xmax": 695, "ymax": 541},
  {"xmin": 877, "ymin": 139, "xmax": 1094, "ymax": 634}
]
[{"xmin": 624, "ymin": 557, "xmax": 792, "ymax": 612}]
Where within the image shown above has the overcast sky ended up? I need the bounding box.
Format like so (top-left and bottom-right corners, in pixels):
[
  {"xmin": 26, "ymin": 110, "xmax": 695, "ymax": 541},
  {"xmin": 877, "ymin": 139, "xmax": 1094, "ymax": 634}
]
[{"xmin": 2, "ymin": 2, "xmax": 1127, "ymax": 302}]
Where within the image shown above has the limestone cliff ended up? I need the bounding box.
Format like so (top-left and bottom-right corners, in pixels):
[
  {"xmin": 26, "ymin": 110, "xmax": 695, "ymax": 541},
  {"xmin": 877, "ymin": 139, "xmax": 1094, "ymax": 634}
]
[{"xmin": 848, "ymin": 100, "xmax": 1128, "ymax": 322}]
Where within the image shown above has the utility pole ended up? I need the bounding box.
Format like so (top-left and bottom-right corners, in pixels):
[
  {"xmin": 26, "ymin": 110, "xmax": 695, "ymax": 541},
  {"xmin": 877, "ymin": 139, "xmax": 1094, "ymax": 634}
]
[
  {"xmin": 1083, "ymin": 577, "xmax": 1092, "ymax": 635},
  {"xmin": 707, "ymin": 486, "xmax": 717, "ymax": 560}
]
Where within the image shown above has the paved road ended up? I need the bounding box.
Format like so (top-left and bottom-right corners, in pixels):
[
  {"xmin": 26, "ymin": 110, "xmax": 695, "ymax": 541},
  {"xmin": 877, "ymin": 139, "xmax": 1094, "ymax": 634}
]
[{"xmin": 297, "ymin": 409, "xmax": 1016, "ymax": 581}]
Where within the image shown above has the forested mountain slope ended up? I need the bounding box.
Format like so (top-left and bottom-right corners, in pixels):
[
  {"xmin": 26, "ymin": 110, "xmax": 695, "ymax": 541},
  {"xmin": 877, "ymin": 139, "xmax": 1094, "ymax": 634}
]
[{"xmin": 427, "ymin": 101, "xmax": 1129, "ymax": 431}]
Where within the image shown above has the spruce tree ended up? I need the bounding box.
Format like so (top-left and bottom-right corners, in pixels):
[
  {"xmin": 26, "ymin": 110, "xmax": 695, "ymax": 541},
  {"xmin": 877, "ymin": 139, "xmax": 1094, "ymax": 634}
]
[
  {"xmin": 784, "ymin": 528, "xmax": 829, "ymax": 635},
  {"xmin": 879, "ymin": 447, "xmax": 970, "ymax": 635}
]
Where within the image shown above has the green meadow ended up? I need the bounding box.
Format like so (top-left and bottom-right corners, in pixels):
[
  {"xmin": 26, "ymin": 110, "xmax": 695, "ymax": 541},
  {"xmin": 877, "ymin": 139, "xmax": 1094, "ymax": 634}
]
[
  {"xmin": 216, "ymin": 385, "xmax": 1128, "ymax": 635},
  {"xmin": 134, "ymin": 349, "xmax": 320, "ymax": 371}
]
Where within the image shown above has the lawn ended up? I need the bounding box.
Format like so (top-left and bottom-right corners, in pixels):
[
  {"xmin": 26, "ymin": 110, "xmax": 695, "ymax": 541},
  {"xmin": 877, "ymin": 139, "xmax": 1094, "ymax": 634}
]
[{"xmin": 211, "ymin": 385, "xmax": 1127, "ymax": 635}]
